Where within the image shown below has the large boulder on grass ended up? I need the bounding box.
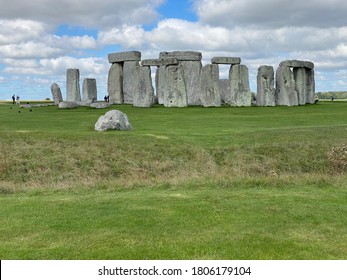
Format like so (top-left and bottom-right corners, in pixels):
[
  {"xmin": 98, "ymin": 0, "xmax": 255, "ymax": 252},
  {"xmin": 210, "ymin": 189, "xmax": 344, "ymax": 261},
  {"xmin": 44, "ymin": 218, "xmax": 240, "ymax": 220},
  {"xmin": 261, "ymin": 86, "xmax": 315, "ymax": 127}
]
[
  {"xmin": 95, "ymin": 110, "xmax": 132, "ymax": 132},
  {"xmin": 58, "ymin": 101, "xmax": 78, "ymax": 109}
]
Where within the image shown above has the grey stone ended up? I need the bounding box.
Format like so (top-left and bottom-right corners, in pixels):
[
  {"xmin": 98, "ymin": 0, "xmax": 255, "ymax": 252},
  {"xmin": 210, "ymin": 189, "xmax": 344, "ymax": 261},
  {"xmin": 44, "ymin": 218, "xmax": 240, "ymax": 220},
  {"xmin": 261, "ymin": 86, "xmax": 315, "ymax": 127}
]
[
  {"xmin": 219, "ymin": 79, "xmax": 230, "ymax": 104},
  {"xmin": 58, "ymin": 101, "xmax": 78, "ymax": 109},
  {"xmin": 133, "ymin": 66, "xmax": 155, "ymax": 107},
  {"xmin": 123, "ymin": 61, "xmax": 140, "ymax": 104},
  {"xmin": 199, "ymin": 64, "xmax": 221, "ymax": 107},
  {"xmin": 306, "ymin": 69, "xmax": 315, "ymax": 104},
  {"xmin": 293, "ymin": 68, "xmax": 307, "ymax": 105},
  {"xmin": 229, "ymin": 64, "xmax": 251, "ymax": 107},
  {"xmin": 76, "ymin": 101, "xmax": 92, "ymax": 107},
  {"xmin": 95, "ymin": 110, "xmax": 132, "ymax": 132},
  {"xmin": 90, "ymin": 102, "xmax": 110, "ymax": 109},
  {"xmin": 51, "ymin": 83, "xmax": 63, "ymax": 104},
  {"xmin": 108, "ymin": 51, "xmax": 141, "ymax": 63},
  {"xmin": 141, "ymin": 58, "xmax": 179, "ymax": 66},
  {"xmin": 279, "ymin": 60, "xmax": 314, "ymax": 69},
  {"xmin": 82, "ymin": 78, "xmax": 97, "ymax": 103},
  {"xmin": 256, "ymin": 66, "xmax": 275, "ymax": 106},
  {"xmin": 66, "ymin": 68, "xmax": 81, "ymax": 102},
  {"xmin": 159, "ymin": 51, "xmax": 202, "ymax": 61},
  {"xmin": 211, "ymin": 57, "xmax": 241, "ymax": 65},
  {"xmin": 180, "ymin": 60, "xmax": 203, "ymax": 106},
  {"xmin": 275, "ymin": 66, "xmax": 298, "ymax": 106},
  {"xmin": 108, "ymin": 63, "xmax": 123, "ymax": 104},
  {"xmin": 155, "ymin": 66, "xmax": 166, "ymax": 105},
  {"xmin": 163, "ymin": 65, "xmax": 188, "ymax": 107}
]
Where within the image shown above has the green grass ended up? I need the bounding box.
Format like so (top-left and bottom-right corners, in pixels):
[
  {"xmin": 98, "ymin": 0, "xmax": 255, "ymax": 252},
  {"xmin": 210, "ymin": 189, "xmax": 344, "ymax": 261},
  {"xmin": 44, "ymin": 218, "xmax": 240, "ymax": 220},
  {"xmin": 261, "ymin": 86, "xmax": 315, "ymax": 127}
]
[{"xmin": 0, "ymin": 102, "xmax": 346, "ymax": 259}]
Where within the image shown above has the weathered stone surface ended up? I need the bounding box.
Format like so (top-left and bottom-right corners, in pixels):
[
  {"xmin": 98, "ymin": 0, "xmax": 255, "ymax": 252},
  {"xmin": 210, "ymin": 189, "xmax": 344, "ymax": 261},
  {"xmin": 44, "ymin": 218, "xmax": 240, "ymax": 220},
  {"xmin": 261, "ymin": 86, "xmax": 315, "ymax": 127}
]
[
  {"xmin": 159, "ymin": 51, "xmax": 202, "ymax": 61},
  {"xmin": 229, "ymin": 64, "xmax": 251, "ymax": 107},
  {"xmin": 219, "ymin": 79, "xmax": 230, "ymax": 104},
  {"xmin": 279, "ymin": 60, "xmax": 314, "ymax": 69},
  {"xmin": 95, "ymin": 110, "xmax": 132, "ymax": 132},
  {"xmin": 58, "ymin": 101, "xmax": 78, "ymax": 109},
  {"xmin": 141, "ymin": 58, "xmax": 179, "ymax": 66},
  {"xmin": 163, "ymin": 65, "xmax": 188, "ymax": 107},
  {"xmin": 133, "ymin": 66, "xmax": 155, "ymax": 107},
  {"xmin": 66, "ymin": 69, "xmax": 81, "ymax": 102},
  {"xmin": 51, "ymin": 83, "xmax": 63, "ymax": 104},
  {"xmin": 180, "ymin": 60, "xmax": 203, "ymax": 105},
  {"xmin": 275, "ymin": 66, "xmax": 298, "ymax": 106},
  {"xmin": 108, "ymin": 51, "xmax": 141, "ymax": 63},
  {"xmin": 76, "ymin": 101, "xmax": 92, "ymax": 106},
  {"xmin": 155, "ymin": 66, "xmax": 165, "ymax": 105},
  {"xmin": 306, "ymin": 69, "xmax": 315, "ymax": 104},
  {"xmin": 256, "ymin": 66, "xmax": 275, "ymax": 106},
  {"xmin": 90, "ymin": 102, "xmax": 110, "ymax": 109},
  {"xmin": 108, "ymin": 63, "xmax": 123, "ymax": 104},
  {"xmin": 211, "ymin": 57, "xmax": 241, "ymax": 65},
  {"xmin": 82, "ymin": 78, "xmax": 97, "ymax": 102},
  {"xmin": 199, "ymin": 64, "xmax": 221, "ymax": 107},
  {"xmin": 293, "ymin": 68, "xmax": 307, "ymax": 105},
  {"xmin": 123, "ymin": 61, "xmax": 140, "ymax": 104}
]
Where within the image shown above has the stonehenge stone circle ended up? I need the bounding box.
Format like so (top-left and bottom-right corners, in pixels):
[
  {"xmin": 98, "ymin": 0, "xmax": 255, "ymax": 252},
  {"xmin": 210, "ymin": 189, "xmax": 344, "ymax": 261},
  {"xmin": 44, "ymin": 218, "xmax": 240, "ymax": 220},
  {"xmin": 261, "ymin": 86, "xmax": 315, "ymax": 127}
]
[
  {"xmin": 95, "ymin": 110, "xmax": 132, "ymax": 132},
  {"xmin": 229, "ymin": 64, "xmax": 252, "ymax": 107},
  {"xmin": 133, "ymin": 66, "xmax": 155, "ymax": 107},
  {"xmin": 256, "ymin": 66, "xmax": 275, "ymax": 106},
  {"xmin": 108, "ymin": 63, "xmax": 123, "ymax": 104},
  {"xmin": 66, "ymin": 68, "xmax": 81, "ymax": 102},
  {"xmin": 51, "ymin": 83, "xmax": 63, "ymax": 104},
  {"xmin": 199, "ymin": 64, "xmax": 221, "ymax": 107},
  {"xmin": 82, "ymin": 78, "xmax": 97, "ymax": 103},
  {"xmin": 163, "ymin": 65, "xmax": 188, "ymax": 107}
]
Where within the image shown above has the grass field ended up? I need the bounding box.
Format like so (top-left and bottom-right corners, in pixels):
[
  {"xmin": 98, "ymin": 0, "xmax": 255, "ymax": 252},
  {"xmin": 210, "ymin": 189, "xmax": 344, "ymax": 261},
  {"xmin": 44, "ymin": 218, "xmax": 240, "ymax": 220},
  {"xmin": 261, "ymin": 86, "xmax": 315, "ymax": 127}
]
[{"xmin": 0, "ymin": 101, "xmax": 346, "ymax": 259}]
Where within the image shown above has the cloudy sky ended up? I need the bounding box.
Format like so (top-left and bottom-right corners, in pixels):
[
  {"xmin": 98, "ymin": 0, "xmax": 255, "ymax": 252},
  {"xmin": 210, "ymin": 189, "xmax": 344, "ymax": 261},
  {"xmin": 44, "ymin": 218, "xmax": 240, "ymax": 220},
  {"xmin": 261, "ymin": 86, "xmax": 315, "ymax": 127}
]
[{"xmin": 0, "ymin": 0, "xmax": 346, "ymax": 100}]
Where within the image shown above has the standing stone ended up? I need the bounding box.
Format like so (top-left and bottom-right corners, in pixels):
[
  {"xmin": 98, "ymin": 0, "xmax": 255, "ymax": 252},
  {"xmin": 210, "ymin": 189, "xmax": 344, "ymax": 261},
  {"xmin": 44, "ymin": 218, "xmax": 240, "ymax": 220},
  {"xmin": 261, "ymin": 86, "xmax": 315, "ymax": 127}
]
[
  {"xmin": 133, "ymin": 66, "xmax": 155, "ymax": 107},
  {"xmin": 306, "ymin": 69, "xmax": 315, "ymax": 104},
  {"xmin": 229, "ymin": 64, "xmax": 252, "ymax": 107},
  {"xmin": 66, "ymin": 68, "xmax": 81, "ymax": 102},
  {"xmin": 199, "ymin": 64, "xmax": 221, "ymax": 107},
  {"xmin": 256, "ymin": 66, "xmax": 275, "ymax": 106},
  {"xmin": 123, "ymin": 61, "xmax": 140, "ymax": 104},
  {"xmin": 294, "ymin": 68, "xmax": 307, "ymax": 105},
  {"xmin": 219, "ymin": 79, "xmax": 230, "ymax": 104},
  {"xmin": 275, "ymin": 66, "xmax": 298, "ymax": 106},
  {"xmin": 180, "ymin": 60, "xmax": 203, "ymax": 106},
  {"xmin": 82, "ymin": 78, "xmax": 97, "ymax": 103},
  {"xmin": 51, "ymin": 83, "xmax": 63, "ymax": 104},
  {"xmin": 163, "ymin": 65, "xmax": 188, "ymax": 107},
  {"xmin": 155, "ymin": 66, "xmax": 165, "ymax": 105},
  {"xmin": 108, "ymin": 63, "xmax": 123, "ymax": 104}
]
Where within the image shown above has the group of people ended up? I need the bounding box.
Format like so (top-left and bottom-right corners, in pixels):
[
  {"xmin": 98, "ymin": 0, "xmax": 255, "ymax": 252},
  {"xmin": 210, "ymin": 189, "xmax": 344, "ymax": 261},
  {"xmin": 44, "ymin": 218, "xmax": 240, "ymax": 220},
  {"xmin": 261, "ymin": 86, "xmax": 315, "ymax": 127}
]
[
  {"xmin": 11, "ymin": 94, "xmax": 20, "ymax": 105},
  {"xmin": 104, "ymin": 95, "xmax": 110, "ymax": 103}
]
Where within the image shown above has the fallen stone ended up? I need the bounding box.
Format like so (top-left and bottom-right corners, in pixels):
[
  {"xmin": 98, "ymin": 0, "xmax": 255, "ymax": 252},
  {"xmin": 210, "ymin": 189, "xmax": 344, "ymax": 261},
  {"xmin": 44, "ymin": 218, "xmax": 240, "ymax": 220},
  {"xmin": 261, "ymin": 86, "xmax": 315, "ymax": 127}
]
[
  {"xmin": 163, "ymin": 65, "xmax": 188, "ymax": 107},
  {"xmin": 141, "ymin": 58, "xmax": 179, "ymax": 66},
  {"xmin": 58, "ymin": 101, "xmax": 78, "ymax": 109},
  {"xmin": 159, "ymin": 51, "xmax": 202, "ymax": 61},
  {"xmin": 82, "ymin": 78, "xmax": 97, "ymax": 103},
  {"xmin": 95, "ymin": 110, "xmax": 132, "ymax": 132},
  {"xmin": 51, "ymin": 83, "xmax": 63, "ymax": 104},
  {"xmin": 211, "ymin": 57, "xmax": 241, "ymax": 65},
  {"xmin": 279, "ymin": 60, "xmax": 314, "ymax": 69},
  {"xmin": 76, "ymin": 101, "xmax": 92, "ymax": 107},
  {"xmin": 199, "ymin": 64, "xmax": 221, "ymax": 107},
  {"xmin": 256, "ymin": 66, "xmax": 275, "ymax": 106},
  {"xmin": 108, "ymin": 62, "xmax": 123, "ymax": 104},
  {"xmin": 108, "ymin": 51, "xmax": 141, "ymax": 63},
  {"xmin": 66, "ymin": 69, "xmax": 81, "ymax": 102},
  {"xmin": 90, "ymin": 102, "xmax": 110, "ymax": 109}
]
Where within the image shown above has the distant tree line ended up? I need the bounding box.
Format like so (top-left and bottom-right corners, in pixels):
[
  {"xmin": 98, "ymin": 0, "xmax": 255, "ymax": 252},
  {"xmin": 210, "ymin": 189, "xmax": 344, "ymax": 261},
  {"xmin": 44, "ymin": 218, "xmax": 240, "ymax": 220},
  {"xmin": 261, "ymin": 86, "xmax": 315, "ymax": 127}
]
[{"xmin": 316, "ymin": 91, "xmax": 347, "ymax": 100}]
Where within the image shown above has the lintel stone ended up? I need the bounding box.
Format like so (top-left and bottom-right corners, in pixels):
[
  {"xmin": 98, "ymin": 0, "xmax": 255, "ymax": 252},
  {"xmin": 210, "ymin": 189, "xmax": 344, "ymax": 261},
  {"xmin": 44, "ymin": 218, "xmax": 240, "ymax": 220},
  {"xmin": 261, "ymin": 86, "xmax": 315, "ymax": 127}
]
[
  {"xmin": 279, "ymin": 60, "xmax": 314, "ymax": 69},
  {"xmin": 108, "ymin": 51, "xmax": 141, "ymax": 63},
  {"xmin": 141, "ymin": 58, "xmax": 179, "ymax": 66},
  {"xmin": 159, "ymin": 51, "xmax": 202, "ymax": 61},
  {"xmin": 211, "ymin": 57, "xmax": 241, "ymax": 65}
]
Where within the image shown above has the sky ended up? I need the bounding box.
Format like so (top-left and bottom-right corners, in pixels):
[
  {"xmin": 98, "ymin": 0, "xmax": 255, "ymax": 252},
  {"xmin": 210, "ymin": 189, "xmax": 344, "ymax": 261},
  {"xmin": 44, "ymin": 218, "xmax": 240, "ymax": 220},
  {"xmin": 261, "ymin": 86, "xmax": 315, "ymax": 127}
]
[{"xmin": 0, "ymin": 0, "xmax": 347, "ymax": 100}]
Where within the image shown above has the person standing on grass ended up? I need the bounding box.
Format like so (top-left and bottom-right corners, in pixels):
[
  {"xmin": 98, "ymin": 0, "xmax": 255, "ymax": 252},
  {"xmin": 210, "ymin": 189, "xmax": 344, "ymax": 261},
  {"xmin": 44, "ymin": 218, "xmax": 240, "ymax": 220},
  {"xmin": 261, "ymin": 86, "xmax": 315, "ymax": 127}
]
[
  {"xmin": 12, "ymin": 94, "xmax": 15, "ymax": 104},
  {"xmin": 16, "ymin": 95, "xmax": 20, "ymax": 105}
]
